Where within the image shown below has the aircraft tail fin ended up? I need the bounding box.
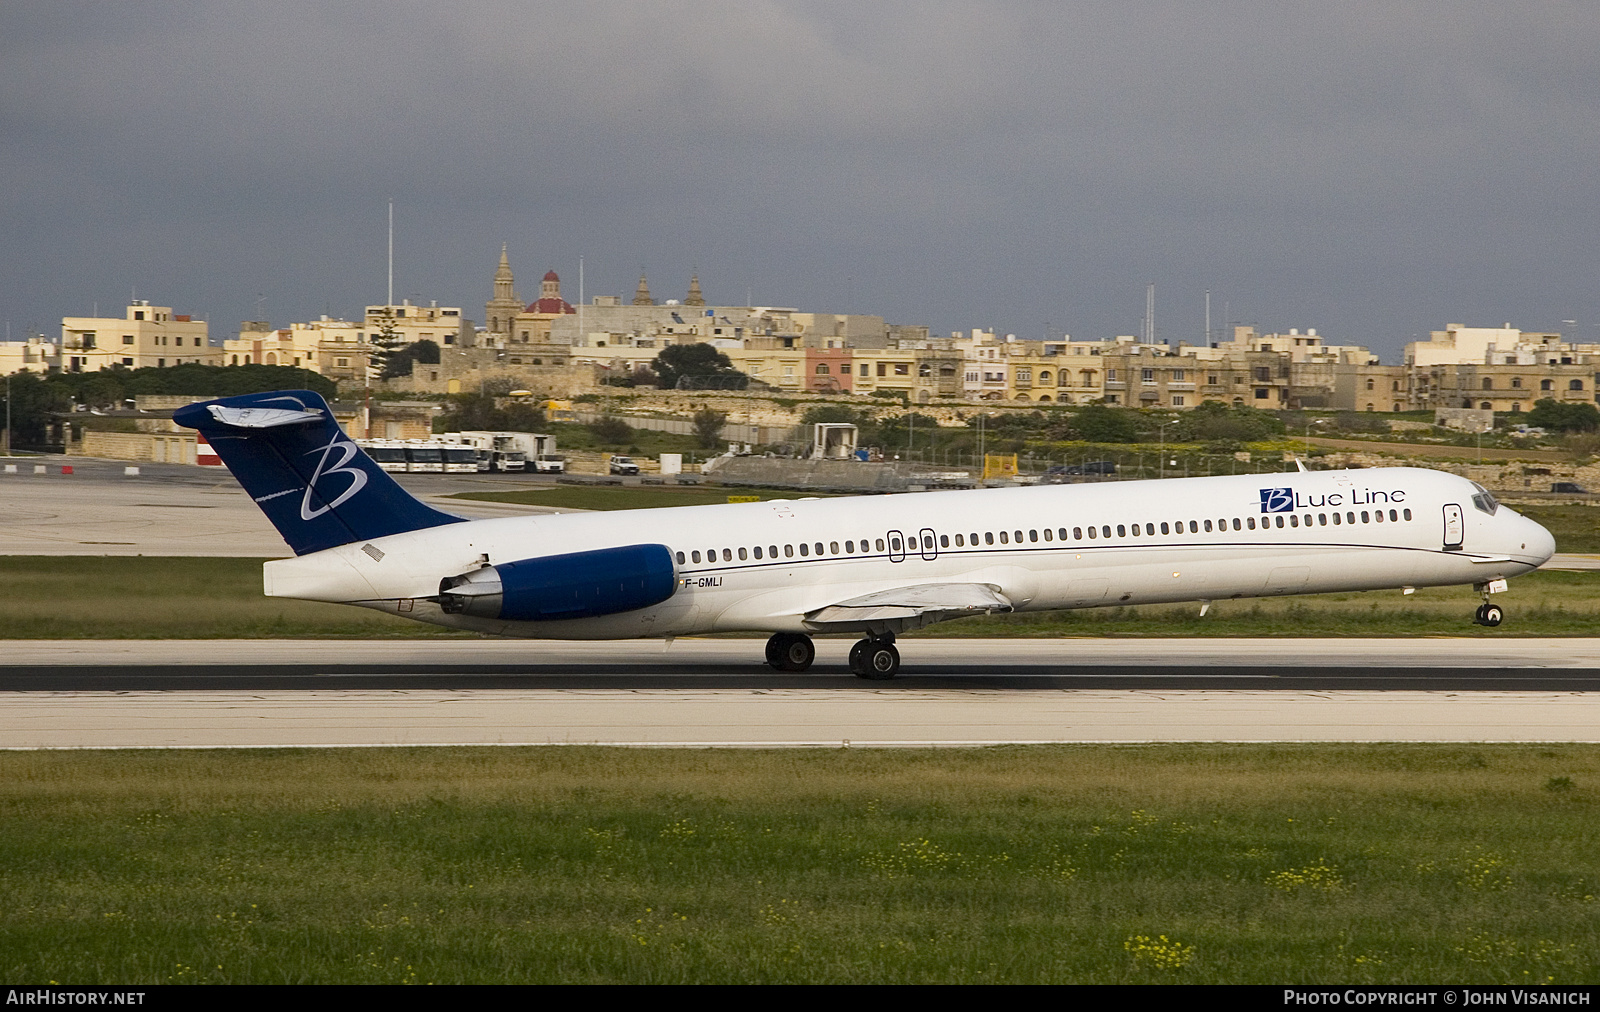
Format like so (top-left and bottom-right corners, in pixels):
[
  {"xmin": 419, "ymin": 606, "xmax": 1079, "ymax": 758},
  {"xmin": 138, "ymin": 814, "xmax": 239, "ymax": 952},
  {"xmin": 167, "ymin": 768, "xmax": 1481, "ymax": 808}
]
[{"xmin": 173, "ymin": 389, "xmax": 464, "ymax": 555}]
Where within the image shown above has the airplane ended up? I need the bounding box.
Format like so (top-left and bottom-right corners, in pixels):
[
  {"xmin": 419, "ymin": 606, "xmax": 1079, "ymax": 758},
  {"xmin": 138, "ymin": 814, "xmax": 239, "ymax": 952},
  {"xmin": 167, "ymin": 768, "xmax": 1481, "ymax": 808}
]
[{"xmin": 176, "ymin": 389, "xmax": 1557, "ymax": 678}]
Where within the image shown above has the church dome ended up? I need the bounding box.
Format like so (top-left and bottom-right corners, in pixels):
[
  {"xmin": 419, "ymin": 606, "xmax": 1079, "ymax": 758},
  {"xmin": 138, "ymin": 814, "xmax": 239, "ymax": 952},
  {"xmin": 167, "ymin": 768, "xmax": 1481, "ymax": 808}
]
[{"xmin": 543, "ymin": 270, "xmax": 560, "ymax": 282}]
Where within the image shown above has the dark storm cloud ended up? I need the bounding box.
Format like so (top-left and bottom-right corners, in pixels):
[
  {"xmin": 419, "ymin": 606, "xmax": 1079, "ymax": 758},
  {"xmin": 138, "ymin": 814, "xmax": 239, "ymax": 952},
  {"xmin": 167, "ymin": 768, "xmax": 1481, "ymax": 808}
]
[{"xmin": 4, "ymin": 2, "xmax": 1599, "ymax": 355}]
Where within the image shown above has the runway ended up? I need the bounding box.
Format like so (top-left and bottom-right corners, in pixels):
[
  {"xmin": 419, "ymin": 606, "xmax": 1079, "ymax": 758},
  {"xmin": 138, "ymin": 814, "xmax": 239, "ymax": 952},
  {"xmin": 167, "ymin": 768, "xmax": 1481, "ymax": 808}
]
[{"xmin": 4, "ymin": 639, "xmax": 1600, "ymax": 748}]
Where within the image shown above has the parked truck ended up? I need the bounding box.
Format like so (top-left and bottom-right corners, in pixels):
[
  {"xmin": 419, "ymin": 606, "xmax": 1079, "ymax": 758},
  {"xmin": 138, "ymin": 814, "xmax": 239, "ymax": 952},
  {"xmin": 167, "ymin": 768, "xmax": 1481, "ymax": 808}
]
[{"xmin": 446, "ymin": 431, "xmax": 563, "ymax": 474}]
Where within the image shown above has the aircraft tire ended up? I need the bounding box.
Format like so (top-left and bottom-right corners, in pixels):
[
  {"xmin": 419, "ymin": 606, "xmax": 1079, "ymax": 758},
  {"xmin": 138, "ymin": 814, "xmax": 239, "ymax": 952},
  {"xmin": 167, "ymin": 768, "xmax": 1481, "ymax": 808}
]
[
  {"xmin": 1481, "ymin": 604, "xmax": 1503, "ymax": 627},
  {"xmin": 861, "ymin": 643, "xmax": 900, "ymax": 680},
  {"xmin": 849, "ymin": 640, "xmax": 870, "ymax": 675},
  {"xmin": 768, "ymin": 634, "xmax": 815, "ymax": 672}
]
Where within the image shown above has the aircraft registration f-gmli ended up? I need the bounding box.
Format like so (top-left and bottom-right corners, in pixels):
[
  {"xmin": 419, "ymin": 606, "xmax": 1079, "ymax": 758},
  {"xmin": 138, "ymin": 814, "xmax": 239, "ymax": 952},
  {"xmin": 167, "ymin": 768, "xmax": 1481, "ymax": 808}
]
[{"xmin": 177, "ymin": 390, "xmax": 1556, "ymax": 678}]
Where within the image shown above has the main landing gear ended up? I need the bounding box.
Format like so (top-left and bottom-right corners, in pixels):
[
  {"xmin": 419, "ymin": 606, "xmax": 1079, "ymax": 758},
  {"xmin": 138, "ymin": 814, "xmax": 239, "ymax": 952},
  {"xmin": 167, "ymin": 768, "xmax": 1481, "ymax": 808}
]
[
  {"xmin": 765, "ymin": 632, "xmax": 816, "ymax": 672},
  {"xmin": 849, "ymin": 633, "xmax": 900, "ymax": 680},
  {"xmin": 762, "ymin": 632, "xmax": 902, "ymax": 678}
]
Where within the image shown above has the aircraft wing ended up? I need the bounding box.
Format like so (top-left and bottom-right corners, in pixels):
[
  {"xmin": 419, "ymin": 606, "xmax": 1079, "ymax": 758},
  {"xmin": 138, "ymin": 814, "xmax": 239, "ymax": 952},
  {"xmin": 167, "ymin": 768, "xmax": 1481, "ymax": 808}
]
[{"xmin": 804, "ymin": 583, "xmax": 1013, "ymax": 629}]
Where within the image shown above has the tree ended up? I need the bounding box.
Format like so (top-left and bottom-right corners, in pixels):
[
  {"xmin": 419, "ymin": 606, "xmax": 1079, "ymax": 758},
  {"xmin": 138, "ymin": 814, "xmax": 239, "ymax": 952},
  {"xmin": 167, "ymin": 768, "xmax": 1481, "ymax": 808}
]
[
  {"xmin": 653, "ymin": 343, "xmax": 747, "ymax": 389},
  {"xmin": 437, "ymin": 392, "xmax": 546, "ymax": 432},
  {"xmin": 366, "ymin": 308, "xmax": 405, "ymax": 384},
  {"xmin": 1068, "ymin": 404, "xmax": 1139, "ymax": 443},
  {"xmin": 380, "ymin": 338, "xmax": 440, "ymax": 379},
  {"xmin": 692, "ymin": 407, "xmax": 728, "ymax": 448},
  {"xmin": 589, "ymin": 416, "xmax": 633, "ymax": 444},
  {"xmin": 1529, "ymin": 398, "xmax": 1600, "ymax": 433}
]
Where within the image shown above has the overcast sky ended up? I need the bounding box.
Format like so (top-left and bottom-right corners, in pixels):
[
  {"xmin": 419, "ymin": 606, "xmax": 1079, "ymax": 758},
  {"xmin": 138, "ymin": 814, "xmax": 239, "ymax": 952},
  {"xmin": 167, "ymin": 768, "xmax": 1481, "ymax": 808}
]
[{"xmin": 3, "ymin": 2, "xmax": 1598, "ymax": 360}]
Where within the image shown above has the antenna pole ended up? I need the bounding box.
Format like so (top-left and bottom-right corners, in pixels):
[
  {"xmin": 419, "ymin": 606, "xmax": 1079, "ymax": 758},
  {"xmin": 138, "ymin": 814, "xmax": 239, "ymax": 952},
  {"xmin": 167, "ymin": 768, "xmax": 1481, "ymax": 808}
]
[
  {"xmin": 387, "ymin": 200, "xmax": 394, "ymax": 309},
  {"xmin": 1205, "ymin": 289, "xmax": 1211, "ymax": 346}
]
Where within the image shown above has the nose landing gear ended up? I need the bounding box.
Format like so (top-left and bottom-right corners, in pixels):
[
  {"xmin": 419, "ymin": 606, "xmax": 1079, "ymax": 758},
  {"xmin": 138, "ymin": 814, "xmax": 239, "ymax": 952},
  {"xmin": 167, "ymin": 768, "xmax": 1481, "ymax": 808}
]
[
  {"xmin": 849, "ymin": 633, "xmax": 900, "ymax": 679},
  {"xmin": 765, "ymin": 633, "xmax": 816, "ymax": 672},
  {"xmin": 1472, "ymin": 579, "xmax": 1507, "ymax": 627}
]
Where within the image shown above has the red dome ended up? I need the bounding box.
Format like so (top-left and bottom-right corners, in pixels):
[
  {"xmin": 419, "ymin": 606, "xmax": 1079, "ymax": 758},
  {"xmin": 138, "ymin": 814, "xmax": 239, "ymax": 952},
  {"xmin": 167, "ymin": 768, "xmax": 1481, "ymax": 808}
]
[
  {"xmin": 543, "ymin": 270, "xmax": 560, "ymax": 282},
  {"xmin": 527, "ymin": 298, "xmax": 575, "ymax": 314}
]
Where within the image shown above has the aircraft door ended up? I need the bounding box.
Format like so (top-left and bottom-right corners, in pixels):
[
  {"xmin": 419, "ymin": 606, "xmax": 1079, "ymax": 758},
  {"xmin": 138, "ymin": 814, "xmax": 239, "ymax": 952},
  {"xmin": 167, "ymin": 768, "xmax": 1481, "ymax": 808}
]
[
  {"xmin": 1442, "ymin": 503, "xmax": 1464, "ymax": 550},
  {"xmin": 918, "ymin": 528, "xmax": 938, "ymax": 561},
  {"xmin": 887, "ymin": 530, "xmax": 906, "ymax": 563}
]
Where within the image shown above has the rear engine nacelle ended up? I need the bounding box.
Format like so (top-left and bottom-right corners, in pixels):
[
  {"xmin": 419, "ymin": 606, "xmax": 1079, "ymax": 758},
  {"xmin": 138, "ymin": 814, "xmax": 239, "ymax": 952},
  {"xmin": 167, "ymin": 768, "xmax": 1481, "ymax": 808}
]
[{"xmin": 437, "ymin": 544, "xmax": 678, "ymax": 622}]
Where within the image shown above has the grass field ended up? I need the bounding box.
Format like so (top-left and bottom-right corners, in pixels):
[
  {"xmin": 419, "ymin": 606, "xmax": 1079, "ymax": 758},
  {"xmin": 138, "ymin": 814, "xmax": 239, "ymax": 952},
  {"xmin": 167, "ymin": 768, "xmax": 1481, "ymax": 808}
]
[
  {"xmin": 0, "ymin": 745, "xmax": 1595, "ymax": 984},
  {"xmin": 3, "ymin": 556, "xmax": 1599, "ymax": 638}
]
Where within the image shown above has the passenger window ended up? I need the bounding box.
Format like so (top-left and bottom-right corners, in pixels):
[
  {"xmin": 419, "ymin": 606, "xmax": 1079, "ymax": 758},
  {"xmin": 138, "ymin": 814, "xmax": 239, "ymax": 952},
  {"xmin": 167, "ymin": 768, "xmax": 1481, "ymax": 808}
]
[
  {"xmin": 1232, "ymin": 518, "xmax": 1241, "ymax": 531},
  {"xmin": 675, "ymin": 551, "xmax": 685, "ymax": 564},
  {"xmin": 890, "ymin": 537, "xmax": 902, "ymax": 551},
  {"xmin": 1188, "ymin": 521, "xmax": 1198, "ymax": 533},
  {"xmin": 1058, "ymin": 528, "xmax": 1068, "ymax": 540},
  {"xmin": 1246, "ymin": 517, "xmax": 1256, "ymax": 530},
  {"xmin": 940, "ymin": 535, "xmax": 949, "ymax": 547},
  {"xmin": 1042, "ymin": 530, "xmax": 1052, "ymax": 542},
  {"xmin": 1203, "ymin": 520, "xmax": 1212, "ymax": 532},
  {"xmin": 1160, "ymin": 522, "xmax": 1170, "ymax": 534},
  {"xmin": 738, "ymin": 547, "xmax": 747, "ymax": 560},
  {"xmin": 955, "ymin": 534, "xmax": 965, "ymax": 546},
  {"xmin": 1317, "ymin": 514, "xmax": 1326, "ymax": 526},
  {"xmin": 723, "ymin": 549, "xmax": 732, "ymax": 561},
  {"xmin": 799, "ymin": 543, "xmax": 809, "ymax": 556},
  {"xmin": 1331, "ymin": 513, "xmax": 1340, "ymax": 525},
  {"xmin": 692, "ymin": 551, "xmax": 702, "ymax": 563},
  {"xmin": 845, "ymin": 541, "xmax": 854, "ymax": 553},
  {"xmin": 876, "ymin": 538, "xmax": 885, "ymax": 551},
  {"xmin": 999, "ymin": 531, "xmax": 1009, "ymax": 544},
  {"xmin": 1087, "ymin": 526, "xmax": 1097, "ymax": 539},
  {"xmin": 1129, "ymin": 525, "xmax": 1139, "ymax": 537},
  {"xmin": 1389, "ymin": 510, "xmax": 1398, "ymax": 522},
  {"xmin": 1102, "ymin": 525, "xmax": 1112, "ymax": 538},
  {"xmin": 986, "ymin": 532, "xmax": 995, "ymax": 545},
  {"xmin": 1146, "ymin": 524, "xmax": 1155, "ymax": 535},
  {"xmin": 1117, "ymin": 525, "xmax": 1126, "ymax": 537},
  {"xmin": 1014, "ymin": 530, "xmax": 1023, "ymax": 542},
  {"xmin": 1073, "ymin": 527, "xmax": 1083, "ymax": 540},
  {"xmin": 784, "ymin": 545, "xmax": 794, "ymax": 558},
  {"xmin": 1290, "ymin": 515, "xmax": 1299, "ymax": 527},
  {"xmin": 827, "ymin": 541, "xmax": 837, "ymax": 554},
  {"xmin": 1361, "ymin": 511, "xmax": 1370, "ymax": 523},
  {"xmin": 770, "ymin": 545, "xmax": 779, "ymax": 557},
  {"xmin": 1403, "ymin": 509, "xmax": 1412, "ymax": 520},
  {"xmin": 1346, "ymin": 512, "xmax": 1355, "ymax": 524},
  {"xmin": 1374, "ymin": 511, "xmax": 1384, "ymax": 523},
  {"xmin": 754, "ymin": 546, "xmax": 763, "ymax": 559},
  {"xmin": 1029, "ymin": 530, "xmax": 1038, "ymax": 542},
  {"xmin": 1275, "ymin": 516, "xmax": 1285, "ymax": 528}
]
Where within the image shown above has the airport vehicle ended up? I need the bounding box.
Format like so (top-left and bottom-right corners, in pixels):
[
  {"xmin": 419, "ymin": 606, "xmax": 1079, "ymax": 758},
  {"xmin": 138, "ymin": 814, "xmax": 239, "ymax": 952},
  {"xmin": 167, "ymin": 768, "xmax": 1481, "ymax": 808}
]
[
  {"xmin": 355, "ymin": 440, "xmax": 408, "ymax": 473},
  {"xmin": 609, "ymin": 455, "xmax": 640, "ymax": 476},
  {"xmin": 178, "ymin": 390, "xmax": 1555, "ymax": 679},
  {"xmin": 533, "ymin": 453, "xmax": 566, "ymax": 474},
  {"xmin": 441, "ymin": 445, "xmax": 479, "ymax": 474},
  {"xmin": 453, "ymin": 431, "xmax": 558, "ymax": 473}
]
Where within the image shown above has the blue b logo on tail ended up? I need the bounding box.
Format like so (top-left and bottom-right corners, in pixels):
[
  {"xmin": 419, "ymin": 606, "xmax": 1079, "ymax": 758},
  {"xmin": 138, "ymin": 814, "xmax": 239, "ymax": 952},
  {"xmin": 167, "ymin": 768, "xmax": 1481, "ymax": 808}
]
[
  {"xmin": 174, "ymin": 389, "xmax": 463, "ymax": 556},
  {"xmin": 1259, "ymin": 487, "xmax": 1295, "ymax": 513}
]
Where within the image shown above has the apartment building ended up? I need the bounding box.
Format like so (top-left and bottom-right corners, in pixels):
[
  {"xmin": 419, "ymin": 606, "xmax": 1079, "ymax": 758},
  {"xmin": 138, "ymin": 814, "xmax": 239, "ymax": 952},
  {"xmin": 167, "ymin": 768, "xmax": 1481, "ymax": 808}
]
[{"xmin": 59, "ymin": 301, "xmax": 218, "ymax": 372}]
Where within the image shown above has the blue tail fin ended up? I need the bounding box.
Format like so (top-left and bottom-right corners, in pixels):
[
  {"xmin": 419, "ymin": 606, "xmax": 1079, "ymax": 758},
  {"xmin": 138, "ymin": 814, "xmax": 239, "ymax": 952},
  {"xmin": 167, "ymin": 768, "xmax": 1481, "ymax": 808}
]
[{"xmin": 174, "ymin": 389, "xmax": 464, "ymax": 555}]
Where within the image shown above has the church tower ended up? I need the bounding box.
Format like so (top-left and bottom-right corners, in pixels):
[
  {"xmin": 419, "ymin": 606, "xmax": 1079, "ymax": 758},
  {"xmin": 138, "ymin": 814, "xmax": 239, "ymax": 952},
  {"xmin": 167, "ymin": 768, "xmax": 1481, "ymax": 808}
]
[
  {"xmin": 685, "ymin": 274, "xmax": 705, "ymax": 307},
  {"xmin": 484, "ymin": 244, "xmax": 521, "ymax": 342},
  {"xmin": 632, "ymin": 275, "xmax": 654, "ymax": 306}
]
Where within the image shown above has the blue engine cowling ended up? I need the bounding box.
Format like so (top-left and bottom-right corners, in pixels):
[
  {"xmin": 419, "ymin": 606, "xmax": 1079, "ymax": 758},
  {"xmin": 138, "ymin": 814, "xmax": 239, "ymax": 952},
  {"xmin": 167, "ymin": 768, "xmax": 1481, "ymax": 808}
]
[{"xmin": 438, "ymin": 544, "xmax": 678, "ymax": 621}]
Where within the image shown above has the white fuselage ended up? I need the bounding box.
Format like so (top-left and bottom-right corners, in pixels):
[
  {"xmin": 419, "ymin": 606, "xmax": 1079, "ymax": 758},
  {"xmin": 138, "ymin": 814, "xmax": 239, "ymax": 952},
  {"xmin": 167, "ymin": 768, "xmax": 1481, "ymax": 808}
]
[{"xmin": 263, "ymin": 467, "xmax": 1554, "ymax": 639}]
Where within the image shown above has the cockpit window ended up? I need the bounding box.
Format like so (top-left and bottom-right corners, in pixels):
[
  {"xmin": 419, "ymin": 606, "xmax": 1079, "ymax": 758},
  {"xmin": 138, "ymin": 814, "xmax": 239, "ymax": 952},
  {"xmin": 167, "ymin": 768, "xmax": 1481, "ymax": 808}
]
[{"xmin": 1470, "ymin": 482, "xmax": 1498, "ymax": 515}]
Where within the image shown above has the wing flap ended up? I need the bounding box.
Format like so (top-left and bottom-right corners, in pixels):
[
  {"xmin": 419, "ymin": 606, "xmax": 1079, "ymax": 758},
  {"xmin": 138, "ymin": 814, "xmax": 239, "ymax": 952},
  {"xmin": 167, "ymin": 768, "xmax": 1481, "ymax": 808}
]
[{"xmin": 805, "ymin": 582, "xmax": 1013, "ymax": 626}]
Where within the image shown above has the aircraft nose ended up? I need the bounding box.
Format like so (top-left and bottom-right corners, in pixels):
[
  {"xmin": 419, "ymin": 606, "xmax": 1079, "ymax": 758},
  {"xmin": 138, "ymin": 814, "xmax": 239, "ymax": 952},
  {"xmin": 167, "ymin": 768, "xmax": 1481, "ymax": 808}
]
[{"xmin": 1520, "ymin": 513, "xmax": 1556, "ymax": 566}]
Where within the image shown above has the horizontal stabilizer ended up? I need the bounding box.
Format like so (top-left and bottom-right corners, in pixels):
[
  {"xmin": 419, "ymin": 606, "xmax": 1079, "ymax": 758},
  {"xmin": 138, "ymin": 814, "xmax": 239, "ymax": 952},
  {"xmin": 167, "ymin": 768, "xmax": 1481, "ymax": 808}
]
[
  {"xmin": 806, "ymin": 582, "xmax": 1013, "ymax": 627},
  {"xmin": 207, "ymin": 404, "xmax": 326, "ymax": 428}
]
